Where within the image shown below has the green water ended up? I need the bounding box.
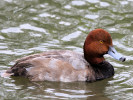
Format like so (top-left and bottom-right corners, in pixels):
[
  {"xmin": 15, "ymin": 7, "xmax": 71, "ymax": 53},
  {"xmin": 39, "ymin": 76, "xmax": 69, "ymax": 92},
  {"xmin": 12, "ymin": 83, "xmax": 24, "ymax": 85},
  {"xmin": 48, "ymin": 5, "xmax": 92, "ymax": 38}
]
[{"xmin": 0, "ymin": 0, "xmax": 133, "ymax": 100}]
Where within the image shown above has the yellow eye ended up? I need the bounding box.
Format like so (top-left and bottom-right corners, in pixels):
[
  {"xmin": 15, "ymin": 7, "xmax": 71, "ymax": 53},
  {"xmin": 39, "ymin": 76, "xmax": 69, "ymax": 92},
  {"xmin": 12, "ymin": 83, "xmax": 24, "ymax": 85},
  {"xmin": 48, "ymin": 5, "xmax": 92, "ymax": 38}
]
[{"xmin": 100, "ymin": 40, "xmax": 103, "ymax": 44}]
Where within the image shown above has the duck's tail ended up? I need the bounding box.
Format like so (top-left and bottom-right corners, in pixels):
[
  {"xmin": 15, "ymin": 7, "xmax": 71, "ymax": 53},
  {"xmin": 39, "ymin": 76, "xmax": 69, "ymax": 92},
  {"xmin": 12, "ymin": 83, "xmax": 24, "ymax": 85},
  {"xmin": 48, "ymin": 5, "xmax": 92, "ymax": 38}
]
[
  {"xmin": 1, "ymin": 62, "xmax": 32, "ymax": 78},
  {"xmin": 0, "ymin": 70, "xmax": 14, "ymax": 77}
]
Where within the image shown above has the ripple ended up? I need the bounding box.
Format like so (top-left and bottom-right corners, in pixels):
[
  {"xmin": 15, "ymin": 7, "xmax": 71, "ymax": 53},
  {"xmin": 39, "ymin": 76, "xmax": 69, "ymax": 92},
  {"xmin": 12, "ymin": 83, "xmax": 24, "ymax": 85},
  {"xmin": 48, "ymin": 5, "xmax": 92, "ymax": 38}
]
[
  {"xmin": 107, "ymin": 28, "xmax": 118, "ymax": 32},
  {"xmin": 85, "ymin": 14, "xmax": 99, "ymax": 19},
  {"xmin": 100, "ymin": 2, "xmax": 110, "ymax": 7},
  {"xmin": 61, "ymin": 89, "xmax": 91, "ymax": 94},
  {"xmin": 13, "ymin": 49, "xmax": 33, "ymax": 55},
  {"xmin": 28, "ymin": 8, "xmax": 37, "ymax": 13},
  {"xmin": 119, "ymin": 1, "xmax": 129, "ymax": 5},
  {"xmin": 59, "ymin": 21, "xmax": 71, "ymax": 26},
  {"xmin": 114, "ymin": 41, "xmax": 133, "ymax": 52},
  {"xmin": 39, "ymin": 13, "xmax": 56, "ymax": 18},
  {"xmin": 86, "ymin": 0, "xmax": 99, "ymax": 3},
  {"xmin": 64, "ymin": 5, "xmax": 71, "ymax": 9},
  {"xmin": 39, "ymin": 3, "xmax": 49, "ymax": 8},
  {"xmin": 30, "ymin": 32, "xmax": 42, "ymax": 37},
  {"xmin": 61, "ymin": 31, "xmax": 81, "ymax": 41},
  {"xmin": 4, "ymin": 0, "xmax": 12, "ymax": 3},
  {"xmin": 1, "ymin": 27, "xmax": 23, "ymax": 33},
  {"xmin": 20, "ymin": 24, "xmax": 48, "ymax": 34},
  {"xmin": 44, "ymin": 88, "xmax": 91, "ymax": 99},
  {"xmin": 54, "ymin": 92, "xmax": 89, "ymax": 98},
  {"xmin": 122, "ymin": 78, "xmax": 133, "ymax": 86},
  {"xmin": 0, "ymin": 43, "xmax": 8, "ymax": 49},
  {"xmin": 44, "ymin": 96, "xmax": 58, "ymax": 99},
  {"xmin": 0, "ymin": 35, "xmax": 5, "ymax": 39},
  {"xmin": 0, "ymin": 50, "xmax": 14, "ymax": 55},
  {"xmin": 4, "ymin": 82, "xmax": 15, "ymax": 87},
  {"xmin": 1, "ymin": 24, "xmax": 48, "ymax": 34},
  {"xmin": 71, "ymin": 1, "xmax": 86, "ymax": 6},
  {"xmin": 122, "ymin": 35, "xmax": 133, "ymax": 48}
]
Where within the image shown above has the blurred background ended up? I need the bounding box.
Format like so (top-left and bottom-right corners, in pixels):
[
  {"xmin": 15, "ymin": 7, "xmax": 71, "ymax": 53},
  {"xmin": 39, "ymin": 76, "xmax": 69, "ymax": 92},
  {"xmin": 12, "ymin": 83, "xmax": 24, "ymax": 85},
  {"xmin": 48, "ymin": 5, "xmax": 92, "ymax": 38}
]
[{"xmin": 0, "ymin": 0, "xmax": 133, "ymax": 99}]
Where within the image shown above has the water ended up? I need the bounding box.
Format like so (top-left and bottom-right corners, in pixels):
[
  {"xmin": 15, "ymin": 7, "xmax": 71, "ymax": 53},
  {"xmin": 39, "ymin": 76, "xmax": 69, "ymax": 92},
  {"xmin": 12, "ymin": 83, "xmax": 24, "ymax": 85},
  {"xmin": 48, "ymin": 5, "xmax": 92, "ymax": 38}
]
[{"xmin": 0, "ymin": 0, "xmax": 133, "ymax": 99}]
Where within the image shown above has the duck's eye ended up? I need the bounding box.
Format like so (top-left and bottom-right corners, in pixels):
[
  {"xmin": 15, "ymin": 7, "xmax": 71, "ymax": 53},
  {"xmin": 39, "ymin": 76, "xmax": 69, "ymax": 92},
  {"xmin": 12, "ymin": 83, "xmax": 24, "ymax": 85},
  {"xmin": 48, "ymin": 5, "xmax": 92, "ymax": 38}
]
[{"xmin": 100, "ymin": 40, "xmax": 104, "ymax": 44}]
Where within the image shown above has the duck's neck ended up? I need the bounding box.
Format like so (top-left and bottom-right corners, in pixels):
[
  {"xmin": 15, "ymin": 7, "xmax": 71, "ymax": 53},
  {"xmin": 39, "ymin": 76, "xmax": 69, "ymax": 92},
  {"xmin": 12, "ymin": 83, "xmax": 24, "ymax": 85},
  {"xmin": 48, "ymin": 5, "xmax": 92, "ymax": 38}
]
[{"xmin": 84, "ymin": 54, "xmax": 105, "ymax": 65}]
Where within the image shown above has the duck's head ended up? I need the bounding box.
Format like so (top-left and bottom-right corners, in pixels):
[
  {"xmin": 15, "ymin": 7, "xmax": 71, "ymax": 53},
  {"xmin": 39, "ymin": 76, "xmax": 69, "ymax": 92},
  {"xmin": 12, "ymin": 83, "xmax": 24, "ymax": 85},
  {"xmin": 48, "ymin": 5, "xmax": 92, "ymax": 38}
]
[{"xmin": 84, "ymin": 29, "xmax": 126, "ymax": 65}]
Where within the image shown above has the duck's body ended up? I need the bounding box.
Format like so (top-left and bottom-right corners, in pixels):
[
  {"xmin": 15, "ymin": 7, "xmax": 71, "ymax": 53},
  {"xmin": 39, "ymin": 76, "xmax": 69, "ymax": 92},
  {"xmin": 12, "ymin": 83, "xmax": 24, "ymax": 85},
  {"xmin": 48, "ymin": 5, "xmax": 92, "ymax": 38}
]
[
  {"xmin": 9, "ymin": 50, "xmax": 89, "ymax": 82},
  {"xmin": 1, "ymin": 29, "xmax": 125, "ymax": 82},
  {"xmin": 4, "ymin": 50, "xmax": 114, "ymax": 82}
]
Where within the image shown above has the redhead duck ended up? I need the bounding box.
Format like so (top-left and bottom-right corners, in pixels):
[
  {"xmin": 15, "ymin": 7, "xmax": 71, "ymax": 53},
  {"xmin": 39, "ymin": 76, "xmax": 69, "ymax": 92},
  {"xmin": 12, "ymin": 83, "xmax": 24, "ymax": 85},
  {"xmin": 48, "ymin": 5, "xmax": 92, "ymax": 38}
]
[{"xmin": 1, "ymin": 29, "xmax": 126, "ymax": 82}]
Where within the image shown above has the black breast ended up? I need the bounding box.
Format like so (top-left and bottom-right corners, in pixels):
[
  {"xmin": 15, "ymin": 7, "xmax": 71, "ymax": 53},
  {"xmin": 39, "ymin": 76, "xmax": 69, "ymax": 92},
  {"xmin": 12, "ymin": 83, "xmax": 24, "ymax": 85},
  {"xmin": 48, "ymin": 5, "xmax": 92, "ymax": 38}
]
[{"xmin": 92, "ymin": 61, "xmax": 114, "ymax": 81}]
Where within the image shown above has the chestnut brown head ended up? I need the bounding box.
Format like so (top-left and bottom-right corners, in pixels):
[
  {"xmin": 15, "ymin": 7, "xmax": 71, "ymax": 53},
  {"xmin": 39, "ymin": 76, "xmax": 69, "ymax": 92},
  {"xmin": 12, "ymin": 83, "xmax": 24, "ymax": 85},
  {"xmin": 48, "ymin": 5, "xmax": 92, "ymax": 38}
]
[{"xmin": 84, "ymin": 29, "xmax": 125, "ymax": 64}]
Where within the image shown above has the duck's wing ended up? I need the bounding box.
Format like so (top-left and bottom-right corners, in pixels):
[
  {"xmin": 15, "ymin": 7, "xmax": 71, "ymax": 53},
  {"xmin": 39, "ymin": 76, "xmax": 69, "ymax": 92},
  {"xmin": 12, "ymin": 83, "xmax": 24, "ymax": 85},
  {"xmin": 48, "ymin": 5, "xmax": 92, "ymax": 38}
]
[
  {"xmin": 15, "ymin": 50, "xmax": 63, "ymax": 63},
  {"xmin": 15, "ymin": 50, "xmax": 89, "ymax": 70},
  {"xmin": 5, "ymin": 53, "xmax": 89, "ymax": 82},
  {"xmin": 5, "ymin": 50, "xmax": 65, "ymax": 77},
  {"xmin": 2, "ymin": 50, "xmax": 89, "ymax": 81}
]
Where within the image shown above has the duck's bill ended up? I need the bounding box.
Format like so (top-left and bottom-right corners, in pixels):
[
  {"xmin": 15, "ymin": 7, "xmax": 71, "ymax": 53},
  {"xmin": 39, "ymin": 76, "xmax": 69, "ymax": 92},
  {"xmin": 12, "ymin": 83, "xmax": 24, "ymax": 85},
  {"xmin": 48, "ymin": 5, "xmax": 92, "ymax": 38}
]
[{"xmin": 108, "ymin": 46, "xmax": 126, "ymax": 62}]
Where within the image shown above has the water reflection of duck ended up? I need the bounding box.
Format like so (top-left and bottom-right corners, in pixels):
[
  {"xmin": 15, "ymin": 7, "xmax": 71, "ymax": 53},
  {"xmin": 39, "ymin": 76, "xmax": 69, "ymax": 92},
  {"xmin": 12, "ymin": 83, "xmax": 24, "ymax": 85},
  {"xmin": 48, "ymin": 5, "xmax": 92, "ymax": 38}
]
[
  {"xmin": 2, "ymin": 29, "xmax": 126, "ymax": 82},
  {"xmin": 10, "ymin": 77, "xmax": 113, "ymax": 100}
]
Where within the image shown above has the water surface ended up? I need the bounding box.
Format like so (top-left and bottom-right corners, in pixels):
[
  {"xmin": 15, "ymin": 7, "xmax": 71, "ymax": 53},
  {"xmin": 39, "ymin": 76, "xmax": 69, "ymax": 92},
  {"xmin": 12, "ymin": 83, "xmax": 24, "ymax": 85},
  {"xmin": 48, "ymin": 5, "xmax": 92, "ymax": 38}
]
[{"xmin": 0, "ymin": 0, "xmax": 133, "ymax": 99}]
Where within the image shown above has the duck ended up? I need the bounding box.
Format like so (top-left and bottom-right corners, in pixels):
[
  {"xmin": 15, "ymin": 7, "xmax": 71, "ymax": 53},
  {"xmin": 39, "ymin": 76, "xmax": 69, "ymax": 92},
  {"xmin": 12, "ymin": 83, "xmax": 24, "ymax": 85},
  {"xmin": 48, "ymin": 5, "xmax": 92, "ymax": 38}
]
[{"xmin": 1, "ymin": 29, "xmax": 126, "ymax": 82}]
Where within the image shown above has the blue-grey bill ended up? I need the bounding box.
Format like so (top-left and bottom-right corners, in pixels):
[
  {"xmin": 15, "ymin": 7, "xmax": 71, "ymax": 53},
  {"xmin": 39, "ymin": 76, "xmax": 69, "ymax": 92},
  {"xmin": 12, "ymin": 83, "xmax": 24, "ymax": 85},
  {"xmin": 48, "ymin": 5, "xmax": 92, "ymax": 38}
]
[{"xmin": 108, "ymin": 46, "xmax": 126, "ymax": 62}]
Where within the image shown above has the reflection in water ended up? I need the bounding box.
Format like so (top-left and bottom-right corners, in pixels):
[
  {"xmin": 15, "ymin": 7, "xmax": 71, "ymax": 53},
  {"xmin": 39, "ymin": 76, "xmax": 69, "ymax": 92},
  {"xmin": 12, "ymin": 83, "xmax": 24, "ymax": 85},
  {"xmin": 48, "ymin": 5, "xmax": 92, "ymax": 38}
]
[
  {"xmin": 0, "ymin": 0, "xmax": 133, "ymax": 99},
  {"xmin": 6, "ymin": 77, "xmax": 112, "ymax": 100}
]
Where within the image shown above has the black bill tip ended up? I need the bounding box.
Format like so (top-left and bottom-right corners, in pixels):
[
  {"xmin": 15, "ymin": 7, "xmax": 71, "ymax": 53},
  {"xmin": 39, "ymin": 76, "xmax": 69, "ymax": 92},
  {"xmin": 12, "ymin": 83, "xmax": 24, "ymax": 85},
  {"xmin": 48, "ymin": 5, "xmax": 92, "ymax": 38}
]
[{"xmin": 119, "ymin": 57, "xmax": 126, "ymax": 62}]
